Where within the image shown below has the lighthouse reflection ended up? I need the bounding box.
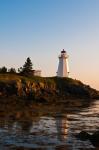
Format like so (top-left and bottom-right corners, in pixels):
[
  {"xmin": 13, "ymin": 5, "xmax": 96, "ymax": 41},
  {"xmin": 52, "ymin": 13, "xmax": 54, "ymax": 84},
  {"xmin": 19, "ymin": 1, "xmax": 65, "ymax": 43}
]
[{"xmin": 56, "ymin": 114, "xmax": 69, "ymax": 141}]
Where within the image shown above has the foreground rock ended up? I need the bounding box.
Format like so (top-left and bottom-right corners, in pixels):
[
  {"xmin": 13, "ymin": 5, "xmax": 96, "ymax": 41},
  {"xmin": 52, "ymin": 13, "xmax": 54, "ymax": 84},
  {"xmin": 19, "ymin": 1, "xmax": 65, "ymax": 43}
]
[{"xmin": 76, "ymin": 131, "xmax": 99, "ymax": 147}]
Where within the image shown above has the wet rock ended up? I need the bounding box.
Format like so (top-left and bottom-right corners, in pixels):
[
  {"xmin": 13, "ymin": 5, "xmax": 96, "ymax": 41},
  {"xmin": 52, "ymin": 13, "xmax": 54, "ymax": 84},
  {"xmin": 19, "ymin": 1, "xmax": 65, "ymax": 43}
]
[
  {"xmin": 90, "ymin": 131, "xmax": 99, "ymax": 147},
  {"xmin": 76, "ymin": 131, "xmax": 90, "ymax": 140},
  {"xmin": 76, "ymin": 131, "xmax": 99, "ymax": 147}
]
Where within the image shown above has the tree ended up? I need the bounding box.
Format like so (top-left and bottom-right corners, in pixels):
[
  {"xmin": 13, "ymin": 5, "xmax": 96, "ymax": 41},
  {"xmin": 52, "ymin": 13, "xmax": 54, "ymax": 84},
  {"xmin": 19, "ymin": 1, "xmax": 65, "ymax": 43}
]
[
  {"xmin": 0, "ymin": 66, "xmax": 7, "ymax": 73},
  {"xmin": 18, "ymin": 57, "xmax": 33, "ymax": 76},
  {"xmin": 8, "ymin": 68, "xmax": 16, "ymax": 74}
]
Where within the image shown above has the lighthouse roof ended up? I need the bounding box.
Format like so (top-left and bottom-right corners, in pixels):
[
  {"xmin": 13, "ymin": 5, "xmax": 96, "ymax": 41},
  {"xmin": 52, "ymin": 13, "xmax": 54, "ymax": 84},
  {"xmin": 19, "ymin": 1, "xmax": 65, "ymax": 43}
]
[{"xmin": 61, "ymin": 49, "xmax": 66, "ymax": 53}]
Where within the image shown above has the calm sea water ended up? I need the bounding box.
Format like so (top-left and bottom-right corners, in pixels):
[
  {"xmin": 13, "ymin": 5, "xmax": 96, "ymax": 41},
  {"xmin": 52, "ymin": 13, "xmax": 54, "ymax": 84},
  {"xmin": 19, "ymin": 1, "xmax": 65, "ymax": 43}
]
[{"xmin": 0, "ymin": 100, "xmax": 99, "ymax": 150}]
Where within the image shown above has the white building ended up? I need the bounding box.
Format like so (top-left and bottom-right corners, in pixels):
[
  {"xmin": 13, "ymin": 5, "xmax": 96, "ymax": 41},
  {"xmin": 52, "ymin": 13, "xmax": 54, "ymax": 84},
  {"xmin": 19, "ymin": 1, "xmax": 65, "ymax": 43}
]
[
  {"xmin": 57, "ymin": 49, "xmax": 69, "ymax": 77},
  {"xmin": 32, "ymin": 70, "xmax": 41, "ymax": 77}
]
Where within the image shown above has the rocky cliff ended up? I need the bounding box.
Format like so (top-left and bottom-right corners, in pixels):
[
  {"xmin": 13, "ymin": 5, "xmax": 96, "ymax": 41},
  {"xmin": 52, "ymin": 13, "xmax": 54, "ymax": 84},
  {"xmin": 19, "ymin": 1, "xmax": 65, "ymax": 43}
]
[{"xmin": 0, "ymin": 74, "xmax": 99, "ymax": 102}]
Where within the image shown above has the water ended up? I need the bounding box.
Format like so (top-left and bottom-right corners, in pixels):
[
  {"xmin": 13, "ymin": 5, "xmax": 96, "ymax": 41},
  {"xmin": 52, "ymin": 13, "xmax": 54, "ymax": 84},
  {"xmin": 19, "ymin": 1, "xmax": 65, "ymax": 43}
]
[{"xmin": 0, "ymin": 100, "xmax": 99, "ymax": 150}]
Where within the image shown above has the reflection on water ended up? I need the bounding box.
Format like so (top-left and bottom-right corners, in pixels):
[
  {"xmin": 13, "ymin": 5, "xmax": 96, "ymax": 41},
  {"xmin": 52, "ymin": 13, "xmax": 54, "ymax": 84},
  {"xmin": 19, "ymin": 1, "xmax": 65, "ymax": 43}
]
[
  {"xmin": 56, "ymin": 114, "xmax": 68, "ymax": 141},
  {"xmin": 0, "ymin": 100, "xmax": 99, "ymax": 150}
]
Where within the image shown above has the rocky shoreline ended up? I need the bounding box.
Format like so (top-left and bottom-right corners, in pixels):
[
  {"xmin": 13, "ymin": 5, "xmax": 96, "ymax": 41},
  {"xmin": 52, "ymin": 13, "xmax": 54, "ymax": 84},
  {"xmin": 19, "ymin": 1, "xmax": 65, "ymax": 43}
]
[{"xmin": 0, "ymin": 74, "xmax": 99, "ymax": 103}]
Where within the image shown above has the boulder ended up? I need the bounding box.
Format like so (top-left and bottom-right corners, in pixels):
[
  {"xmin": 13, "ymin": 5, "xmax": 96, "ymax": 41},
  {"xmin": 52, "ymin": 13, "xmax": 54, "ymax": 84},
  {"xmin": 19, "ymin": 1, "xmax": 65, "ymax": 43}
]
[{"xmin": 76, "ymin": 131, "xmax": 99, "ymax": 147}]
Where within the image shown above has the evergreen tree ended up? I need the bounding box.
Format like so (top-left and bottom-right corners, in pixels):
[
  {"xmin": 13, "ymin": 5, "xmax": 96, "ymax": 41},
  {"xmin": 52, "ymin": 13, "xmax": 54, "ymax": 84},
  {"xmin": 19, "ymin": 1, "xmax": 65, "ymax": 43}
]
[
  {"xmin": 19, "ymin": 57, "xmax": 33, "ymax": 76},
  {"xmin": 0, "ymin": 66, "xmax": 7, "ymax": 73},
  {"xmin": 8, "ymin": 68, "xmax": 16, "ymax": 74}
]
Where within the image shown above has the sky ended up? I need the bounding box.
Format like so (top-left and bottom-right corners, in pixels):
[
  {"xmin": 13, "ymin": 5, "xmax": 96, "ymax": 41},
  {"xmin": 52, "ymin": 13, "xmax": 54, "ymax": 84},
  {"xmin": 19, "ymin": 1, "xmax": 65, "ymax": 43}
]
[{"xmin": 0, "ymin": 0, "xmax": 99, "ymax": 89}]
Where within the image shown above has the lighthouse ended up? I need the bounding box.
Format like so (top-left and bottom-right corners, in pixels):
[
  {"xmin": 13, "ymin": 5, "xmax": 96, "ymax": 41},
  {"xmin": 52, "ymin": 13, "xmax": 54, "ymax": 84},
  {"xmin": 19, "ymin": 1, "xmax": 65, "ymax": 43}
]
[{"xmin": 57, "ymin": 49, "xmax": 69, "ymax": 77}]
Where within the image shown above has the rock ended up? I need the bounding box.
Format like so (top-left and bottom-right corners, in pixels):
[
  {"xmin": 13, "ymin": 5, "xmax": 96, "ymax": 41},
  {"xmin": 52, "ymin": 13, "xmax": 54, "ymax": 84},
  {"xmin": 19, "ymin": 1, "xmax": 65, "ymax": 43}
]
[
  {"xmin": 76, "ymin": 131, "xmax": 99, "ymax": 147},
  {"xmin": 76, "ymin": 131, "xmax": 90, "ymax": 141},
  {"xmin": 90, "ymin": 131, "xmax": 99, "ymax": 147}
]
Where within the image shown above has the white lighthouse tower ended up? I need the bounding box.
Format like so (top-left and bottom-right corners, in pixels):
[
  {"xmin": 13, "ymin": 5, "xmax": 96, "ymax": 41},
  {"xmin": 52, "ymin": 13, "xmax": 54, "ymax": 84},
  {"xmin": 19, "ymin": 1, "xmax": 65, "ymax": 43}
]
[{"xmin": 57, "ymin": 49, "xmax": 69, "ymax": 77}]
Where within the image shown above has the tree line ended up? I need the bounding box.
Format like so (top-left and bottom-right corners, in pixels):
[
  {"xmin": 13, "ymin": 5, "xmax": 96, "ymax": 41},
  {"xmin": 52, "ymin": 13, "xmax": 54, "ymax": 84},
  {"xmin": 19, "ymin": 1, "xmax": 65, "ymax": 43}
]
[{"xmin": 0, "ymin": 57, "xmax": 33, "ymax": 76}]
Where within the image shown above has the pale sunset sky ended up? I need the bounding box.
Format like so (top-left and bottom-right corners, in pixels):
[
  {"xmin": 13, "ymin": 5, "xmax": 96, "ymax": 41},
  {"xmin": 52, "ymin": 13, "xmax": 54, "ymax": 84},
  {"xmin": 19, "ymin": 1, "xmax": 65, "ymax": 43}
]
[{"xmin": 0, "ymin": 0, "xmax": 99, "ymax": 89}]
